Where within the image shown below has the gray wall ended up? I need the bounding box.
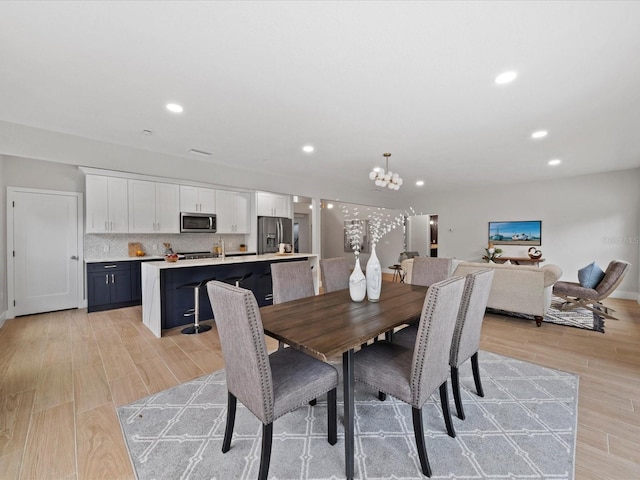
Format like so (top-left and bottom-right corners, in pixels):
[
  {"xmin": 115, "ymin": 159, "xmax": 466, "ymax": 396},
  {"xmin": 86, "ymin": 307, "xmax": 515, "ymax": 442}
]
[
  {"xmin": 405, "ymin": 167, "xmax": 640, "ymax": 298},
  {"xmin": 0, "ymin": 155, "xmax": 6, "ymax": 320}
]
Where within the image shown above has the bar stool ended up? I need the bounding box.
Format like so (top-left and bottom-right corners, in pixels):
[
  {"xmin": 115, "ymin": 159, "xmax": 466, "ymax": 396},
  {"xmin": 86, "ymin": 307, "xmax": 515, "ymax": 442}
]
[
  {"xmin": 223, "ymin": 272, "xmax": 253, "ymax": 288},
  {"xmin": 179, "ymin": 277, "xmax": 216, "ymax": 335}
]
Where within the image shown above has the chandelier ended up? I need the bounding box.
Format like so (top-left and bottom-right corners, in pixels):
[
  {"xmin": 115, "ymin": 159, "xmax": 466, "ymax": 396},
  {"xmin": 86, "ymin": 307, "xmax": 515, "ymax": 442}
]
[{"xmin": 369, "ymin": 153, "xmax": 403, "ymax": 190}]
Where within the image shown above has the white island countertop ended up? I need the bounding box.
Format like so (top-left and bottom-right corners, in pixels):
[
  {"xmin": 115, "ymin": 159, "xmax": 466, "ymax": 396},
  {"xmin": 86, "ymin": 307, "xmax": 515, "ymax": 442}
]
[{"xmin": 141, "ymin": 253, "xmax": 319, "ymax": 337}]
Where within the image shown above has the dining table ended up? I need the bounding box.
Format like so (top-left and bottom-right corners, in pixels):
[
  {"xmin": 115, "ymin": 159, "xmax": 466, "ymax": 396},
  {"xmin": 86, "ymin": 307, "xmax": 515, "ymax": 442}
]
[{"xmin": 260, "ymin": 281, "xmax": 429, "ymax": 479}]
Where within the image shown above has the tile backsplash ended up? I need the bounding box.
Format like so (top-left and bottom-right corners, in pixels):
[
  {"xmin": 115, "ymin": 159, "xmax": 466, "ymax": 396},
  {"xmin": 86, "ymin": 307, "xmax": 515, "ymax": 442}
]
[{"xmin": 85, "ymin": 233, "xmax": 248, "ymax": 259}]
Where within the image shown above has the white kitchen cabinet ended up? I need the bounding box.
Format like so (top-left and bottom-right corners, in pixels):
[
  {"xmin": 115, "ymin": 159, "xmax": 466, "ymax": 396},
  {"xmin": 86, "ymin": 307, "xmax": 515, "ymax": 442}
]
[
  {"xmin": 179, "ymin": 185, "xmax": 216, "ymax": 213},
  {"xmin": 128, "ymin": 180, "xmax": 180, "ymax": 233},
  {"xmin": 85, "ymin": 175, "xmax": 129, "ymax": 233},
  {"xmin": 216, "ymin": 190, "xmax": 250, "ymax": 233},
  {"xmin": 256, "ymin": 191, "xmax": 292, "ymax": 218}
]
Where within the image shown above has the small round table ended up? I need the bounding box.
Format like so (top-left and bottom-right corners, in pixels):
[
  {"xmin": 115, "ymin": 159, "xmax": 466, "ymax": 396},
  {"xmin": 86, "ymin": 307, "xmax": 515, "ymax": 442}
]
[{"xmin": 389, "ymin": 264, "xmax": 405, "ymax": 283}]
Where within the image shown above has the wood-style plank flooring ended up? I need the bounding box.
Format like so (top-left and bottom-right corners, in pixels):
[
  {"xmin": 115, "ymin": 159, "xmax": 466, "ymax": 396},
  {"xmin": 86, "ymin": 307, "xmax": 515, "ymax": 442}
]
[{"xmin": 0, "ymin": 292, "xmax": 638, "ymax": 479}]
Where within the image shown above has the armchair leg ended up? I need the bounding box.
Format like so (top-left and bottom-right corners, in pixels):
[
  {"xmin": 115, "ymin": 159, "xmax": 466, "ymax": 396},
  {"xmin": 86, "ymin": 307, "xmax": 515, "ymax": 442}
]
[
  {"xmin": 327, "ymin": 388, "xmax": 337, "ymax": 445},
  {"xmin": 222, "ymin": 392, "xmax": 237, "ymax": 453},
  {"xmin": 258, "ymin": 423, "xmax": 273, "ymax": 480},
  {"xmin": 451, "ymin": 366, "xmax": 465, "ymax": 420},
  {"xmin": 534, "ymin": 315, "xmax": 543, "ymax": 327},
  {"xmin": 471, "ymin": 352, "xmax": 484, "ymax": 397},
  {"xmin": 378, "ymin": 391, "xmax": 387, "ymax": 401},
  {"xmin": 412, "ymin": 407, "xmax": 432, "ymax": 477},
  {"xmin": 439, "ymin": 381, "xmax": 456, "ymax": 438}
]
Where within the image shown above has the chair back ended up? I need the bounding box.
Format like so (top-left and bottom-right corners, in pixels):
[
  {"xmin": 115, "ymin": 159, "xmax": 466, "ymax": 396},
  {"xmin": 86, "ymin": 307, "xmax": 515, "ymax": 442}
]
[
  {"xmin": 320, "ymin": 257, "xmax": 350, "ymax": 293},
  {"xmin": 410, "ymin": 276, "xmax": 465, "ymax": 407},
  {"xmin": 410, "ymin": 257, "xmax": 452, "ymax": 287},
  {"xmin": 595, "ymin": 260, "xmax": 630, "ymax": 299},
  {"xmin": 206, "ymin": 281, "xmax": 274, "ymax": 423},
  {"xmin": 450, "ymin": 269, "xmax": 494, "ymax": 368},
  {"xmin": 271, "ymin": 260, "xmax": 315, "ymax": 304}
]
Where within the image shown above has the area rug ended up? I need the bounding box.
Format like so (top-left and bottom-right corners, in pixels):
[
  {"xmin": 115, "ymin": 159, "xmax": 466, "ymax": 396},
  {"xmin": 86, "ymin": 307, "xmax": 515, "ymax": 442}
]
[
  {"xmin": 488, "ymin": 297, "xmax": 605, "ymax": 333},
  {"xmin": 117, "ymin": 351, "xmax": 578, "ymax": 479}
]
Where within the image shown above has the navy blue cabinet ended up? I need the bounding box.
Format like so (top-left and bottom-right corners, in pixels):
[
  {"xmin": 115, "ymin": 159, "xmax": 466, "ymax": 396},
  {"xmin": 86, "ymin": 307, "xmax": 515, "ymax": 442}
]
[{"xmin": 87, "ymin": 261, "xmax": 137, "ymax": 312}]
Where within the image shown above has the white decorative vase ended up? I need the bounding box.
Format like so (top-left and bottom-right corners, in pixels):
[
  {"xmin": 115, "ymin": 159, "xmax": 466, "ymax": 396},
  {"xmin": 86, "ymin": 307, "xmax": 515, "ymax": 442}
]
[
  {"xmin": 349, "ymin": 256, "xmax": 366, "ymax": 302},
  {"xmin": 366, "ymin": 243, "xmax": 382, "ymax": 302}
]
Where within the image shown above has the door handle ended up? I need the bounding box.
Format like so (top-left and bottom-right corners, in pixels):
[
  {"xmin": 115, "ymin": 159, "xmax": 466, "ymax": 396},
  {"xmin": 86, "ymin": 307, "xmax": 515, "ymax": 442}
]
[{"xmin": 70, "ymin": 255, "xmax": 78, "ymax": 260}]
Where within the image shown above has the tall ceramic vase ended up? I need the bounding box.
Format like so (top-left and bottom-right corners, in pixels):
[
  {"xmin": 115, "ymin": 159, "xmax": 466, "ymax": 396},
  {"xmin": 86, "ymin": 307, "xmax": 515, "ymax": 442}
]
[
  {"xmin": 366, "ymin": 243, "xmax": 382, "ymax": 302},
  {"xmin": 349, "ymin": 256, "xmax": 366, "ymax": 302}
]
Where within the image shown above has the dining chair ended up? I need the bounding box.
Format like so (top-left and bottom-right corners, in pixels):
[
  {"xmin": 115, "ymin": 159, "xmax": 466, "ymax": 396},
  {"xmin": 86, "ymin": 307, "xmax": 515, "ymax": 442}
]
[
  {"xmin": 206, "ymin": 281, "xmax": 338, "ymax": 480},
  {"xmin": 319, "ymin": 257, "xmax": 350, "ymax": 293},
  {"xmin": 394, "ymin": 269, "xmax": 494, "ymax": 420},
  {"xmin": 353, "ymin": 276, "xmax": 466, "ymax": 477},
  {"xmin": 271, "ymin": 260, "xmax": 316, "ymax": 350},
  {"xmin": 409, "ymin": 256, "xmax": 452, "ymax": 287},
  {"xmin": 271, "ymin": 260, "xmax": 315, "ymax": 303}
]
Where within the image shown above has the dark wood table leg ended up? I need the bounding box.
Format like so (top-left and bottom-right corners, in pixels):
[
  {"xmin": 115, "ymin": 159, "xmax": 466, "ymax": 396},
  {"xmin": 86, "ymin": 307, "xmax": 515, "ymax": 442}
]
[{"xmin": 343, "ymin": 349, "xmax": 354, "ymax": 479}]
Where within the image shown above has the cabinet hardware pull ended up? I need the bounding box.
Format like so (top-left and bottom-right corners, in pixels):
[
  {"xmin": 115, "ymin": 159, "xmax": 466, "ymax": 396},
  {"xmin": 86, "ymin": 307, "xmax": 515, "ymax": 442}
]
[
  {"xmin": 104, "ymin": 265, "xmax": 117, "ymax": 269},
  {"xmin": 105, "ymin": 275, "xmax": 109, "ymax": 284},
  {"xmin": 111, "ymin": 273, "xmax": 115, "ymax": 283}
]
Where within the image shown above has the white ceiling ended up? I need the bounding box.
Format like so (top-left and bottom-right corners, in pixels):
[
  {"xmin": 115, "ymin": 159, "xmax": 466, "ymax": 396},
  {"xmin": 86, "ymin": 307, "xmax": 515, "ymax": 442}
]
[{"xmin": 2, "ymin": 1, "xmax": 640, "ymax": 202}]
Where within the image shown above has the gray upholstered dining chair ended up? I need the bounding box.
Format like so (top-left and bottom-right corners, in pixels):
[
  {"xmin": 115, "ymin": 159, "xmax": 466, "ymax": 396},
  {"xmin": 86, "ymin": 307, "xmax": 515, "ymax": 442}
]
[
  {"xmin": 206, "ymin": 281, "xmax": 338, "ymax": 480},
  {"xmin": 353, "ymin": 276, "xmax": 466, "ymax": 477},
  {"xmin": 271, "ymin": 260, "xmax": 315, "ymax": 303},
  {"xmin": 271, "ymin": 260, "xmax": 316, "ymax": 350},
  {"xmin": 319, "ymin": 257, "xmax": 350, "ymax": 293},
  {"xmin": 397, "ymin": 269, "xmax": 495, "ymax": 420},
  {"xmin": 410, "ymin": 256, "xmax": 452, "ymax": 287}
]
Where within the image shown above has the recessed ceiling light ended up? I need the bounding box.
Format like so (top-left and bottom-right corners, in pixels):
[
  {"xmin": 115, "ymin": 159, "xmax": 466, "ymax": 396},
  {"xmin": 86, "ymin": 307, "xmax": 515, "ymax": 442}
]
[
  {"xmin": 166, "ymin": 103, "xmax": 183, "ymax": 113},
  {"xmin": 327, "ymin": 203, "xmax": 334, "ymax": 209},
  {"xmin": 494, "ymin": 71, "xmax": 518, "ymax": 85},
  {"xmin": 309, "ymin": 204, "xmax": 313, "ymax": 209},
  {"xmin": 302, "ymin": 145, "xmax": 314, "ymax": 153},
  {"xmin": 373, "ymin": 166, "xmax": 382, "ymax": 173},
  {"xmin": 416, "ymin": 180, "xmax": 425, "ymax": 186},
  {"xmin": 531, "ymin": 130, "xmax": 548, "ymax": 139},
  {"xmin": 548, "ymin": 159, "xmax": 561, "ymax": 166}
]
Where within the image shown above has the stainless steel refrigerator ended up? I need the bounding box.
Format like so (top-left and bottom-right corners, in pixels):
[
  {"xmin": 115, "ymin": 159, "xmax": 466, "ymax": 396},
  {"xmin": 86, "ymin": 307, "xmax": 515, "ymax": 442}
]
[{"xmin": 257, "ymin": 216, "xmax": 293, "ymax": 254}]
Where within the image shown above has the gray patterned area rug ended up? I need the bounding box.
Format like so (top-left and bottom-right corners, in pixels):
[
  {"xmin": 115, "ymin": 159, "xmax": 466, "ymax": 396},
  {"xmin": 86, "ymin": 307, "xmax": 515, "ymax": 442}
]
[
  {"xmin": 117, "ymin": 351, "xmax": 578, "ymax": 479},
  {"xmin": 489, "ymin": 297, "xmax": 605, "ymax": 333}
]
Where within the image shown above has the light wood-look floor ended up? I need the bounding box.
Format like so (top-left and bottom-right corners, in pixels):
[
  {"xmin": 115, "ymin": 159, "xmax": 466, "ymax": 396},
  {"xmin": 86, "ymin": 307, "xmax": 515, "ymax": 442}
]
[{"xmin": 0, "ymin": 294, "xmax": 639, "ymax": 479}]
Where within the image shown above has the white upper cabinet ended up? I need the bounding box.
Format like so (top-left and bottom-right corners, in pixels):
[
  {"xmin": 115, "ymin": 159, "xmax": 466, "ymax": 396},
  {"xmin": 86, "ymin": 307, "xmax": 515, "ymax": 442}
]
[
  {"xmin": 256, "ymin": 191, "xmax": 292, "ymax": 218},
  {"xmin": 128, "ymin": 180, "xmax": 180, "ymax": 233},
  {"xmin": 179, "ymin": 185, "xmax": 216, "ymax": 213},
  {"xmin": 216, "ymin": 190, "xmax": 250, "ymax": 234},
  {"xmin": 85, "ymin": 175, "xmax": 129, "ymax": 233}
]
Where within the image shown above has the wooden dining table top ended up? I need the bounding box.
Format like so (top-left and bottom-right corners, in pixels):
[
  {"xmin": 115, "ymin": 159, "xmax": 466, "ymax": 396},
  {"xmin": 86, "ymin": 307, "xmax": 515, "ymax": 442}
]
[{"xmin": 260, "ymin": 282, "xmax": 428, "ymax": 360}]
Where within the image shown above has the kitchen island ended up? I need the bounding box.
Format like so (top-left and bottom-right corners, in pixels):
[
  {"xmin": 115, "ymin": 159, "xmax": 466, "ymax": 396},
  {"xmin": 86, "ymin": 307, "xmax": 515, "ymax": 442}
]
[{"xmin": 141, "ymin": 253, "xmax": 318, "ymax": 337}]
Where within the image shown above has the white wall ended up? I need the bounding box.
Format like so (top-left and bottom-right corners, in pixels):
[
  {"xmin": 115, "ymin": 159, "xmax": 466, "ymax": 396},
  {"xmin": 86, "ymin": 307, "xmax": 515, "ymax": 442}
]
[
  {"xmin": 321, "ymin": 201, "xmax": 405, "ymax": 272},
  {"xmin": 405, "ymin": 168, "xmax": 640, "ymax": 299},
  {"xmin": 0, "ymin": 155, "xmax": 6, "ymax": 324}
]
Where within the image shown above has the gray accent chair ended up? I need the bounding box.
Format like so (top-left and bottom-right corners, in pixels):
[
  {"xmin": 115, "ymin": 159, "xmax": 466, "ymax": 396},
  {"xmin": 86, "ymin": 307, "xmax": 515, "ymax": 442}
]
[
  {"xmin": 397, "ymin": 269, "xmax": 495, "ymax": 420},
  {"xmin": 206, "ymin": 281, "xmax": 338, "ymax": 480},
  {"xmin": 410, "ymin": 257, "xmax": 453, "ymax": 287},
  {"xmin": 353, "ymin": 276, "xmax": 466, "ymax": 477},
  {"xmin": 319, "ymin": 257, "xmax": 350, "ymax": 293},
  {"xmin": 553, "ymin": 260, "xmax": 630, "ymax": 320},
  {"xmin": 271, "ymin": 260, "xmax": 316, "ymax": 350}
]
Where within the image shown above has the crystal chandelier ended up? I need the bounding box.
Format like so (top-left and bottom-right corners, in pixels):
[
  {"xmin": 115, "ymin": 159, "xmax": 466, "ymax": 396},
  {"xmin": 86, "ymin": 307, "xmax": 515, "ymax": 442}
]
[{"xmin": 369, "ymin": 153, "xmax": 403, "ymax": 190}]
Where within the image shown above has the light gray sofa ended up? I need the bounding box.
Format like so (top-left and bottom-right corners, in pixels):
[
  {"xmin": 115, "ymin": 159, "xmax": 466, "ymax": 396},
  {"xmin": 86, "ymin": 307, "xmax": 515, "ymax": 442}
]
[{"xmin": 401, "ymin": 259, "xmax": 563, "ymax": 326}]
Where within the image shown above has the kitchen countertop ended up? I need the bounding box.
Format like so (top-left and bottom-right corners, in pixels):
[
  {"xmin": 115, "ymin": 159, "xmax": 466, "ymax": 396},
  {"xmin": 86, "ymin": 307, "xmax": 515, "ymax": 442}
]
[
  {"xmin": 143, "ymin": 252, "xmax": 312, "ymax": 270},
  {"xmin": 85, "ymin": 251, "xmax": 256, "ymax": 263}
]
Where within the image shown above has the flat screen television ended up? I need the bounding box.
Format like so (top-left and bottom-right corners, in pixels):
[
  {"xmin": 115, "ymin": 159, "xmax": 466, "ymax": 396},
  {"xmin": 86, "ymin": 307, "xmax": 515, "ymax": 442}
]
[{"xmin": 488, "ymin": 220, "xmax": 541, "ymax": 246}]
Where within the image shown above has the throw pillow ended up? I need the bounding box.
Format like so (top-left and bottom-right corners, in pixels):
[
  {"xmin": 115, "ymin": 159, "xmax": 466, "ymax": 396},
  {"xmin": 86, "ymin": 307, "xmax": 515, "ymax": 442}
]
[{"xmin": 578, "ymin": 262, "xmax": 605, "ymax": 289}]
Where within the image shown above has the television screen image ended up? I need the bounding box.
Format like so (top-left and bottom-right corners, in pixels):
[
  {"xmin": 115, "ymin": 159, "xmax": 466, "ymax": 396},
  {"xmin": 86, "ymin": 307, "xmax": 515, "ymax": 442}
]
[{"xmin": 488, "ymin": 220, "xmax": 541, "ymax": 246}]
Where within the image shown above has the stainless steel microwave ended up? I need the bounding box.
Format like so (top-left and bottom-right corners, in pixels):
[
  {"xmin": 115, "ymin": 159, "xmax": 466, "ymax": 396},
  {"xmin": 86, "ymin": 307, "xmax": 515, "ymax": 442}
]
[{"xmin": 180, "ymin": 212, "xmax": 217, "ymax": 233}]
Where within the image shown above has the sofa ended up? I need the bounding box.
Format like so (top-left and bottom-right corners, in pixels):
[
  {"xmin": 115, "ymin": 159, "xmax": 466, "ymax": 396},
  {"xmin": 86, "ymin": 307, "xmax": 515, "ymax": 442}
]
[{"xmin": 401, "ymin": 259, "xmax": 563, "ymax": 326}]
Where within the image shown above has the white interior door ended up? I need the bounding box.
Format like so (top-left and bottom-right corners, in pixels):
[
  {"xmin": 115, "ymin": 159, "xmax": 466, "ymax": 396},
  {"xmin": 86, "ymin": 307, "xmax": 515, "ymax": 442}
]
[
  {"xmin": 11, "ymin": 189, "xmax": 81, "ymax": 316},
  {"xmin": 406, "ymin": 214, "xmax": 431, "ymax": 257}
]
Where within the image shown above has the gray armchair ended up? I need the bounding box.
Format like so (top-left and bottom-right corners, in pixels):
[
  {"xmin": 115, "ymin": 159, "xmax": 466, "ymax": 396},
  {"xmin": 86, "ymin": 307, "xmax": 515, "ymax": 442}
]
[
  {"xmin": 319, "ymin": 257, "xmax": 350, "ymax": 293},
  {"xmin": 353, "ymin": 276, "xmax": 466, "ymax": 477},
  {"xmin": 409, "ymin": 257, "xmax": 452, "ymax": 287},
  {"xmin": 553, "ymin": 260, "xmax": 630, "ymax": 320},
  {"xmin": 206, "ymin": 281, "xmax": 338, "ymax": 480}
]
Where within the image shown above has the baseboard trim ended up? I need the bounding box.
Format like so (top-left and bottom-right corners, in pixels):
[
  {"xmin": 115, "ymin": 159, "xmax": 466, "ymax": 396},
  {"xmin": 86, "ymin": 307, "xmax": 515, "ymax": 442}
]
[
  {"xmin": 609, "ymin": 290, "xmax": 639, "ymax": 301},
  {"xmin": 0, "ymin": 311, "xmax": 6, "ymax": 329}
]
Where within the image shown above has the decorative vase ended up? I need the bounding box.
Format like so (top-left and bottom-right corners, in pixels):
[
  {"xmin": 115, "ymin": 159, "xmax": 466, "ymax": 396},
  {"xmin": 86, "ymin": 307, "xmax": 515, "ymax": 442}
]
[
  {"xmin": 349, "ymin": 256, "xmax": 366, "ymax": 302},
  {"xmin": 366, "ymin": 243, "xmax": 382, "ymax": 302}
]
